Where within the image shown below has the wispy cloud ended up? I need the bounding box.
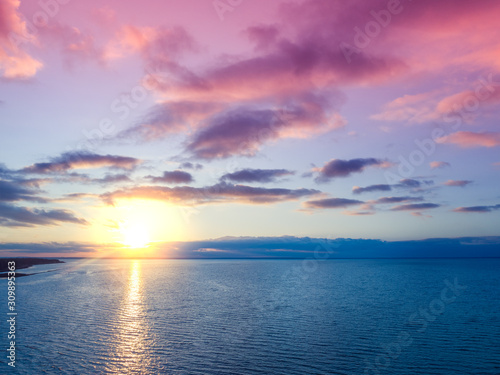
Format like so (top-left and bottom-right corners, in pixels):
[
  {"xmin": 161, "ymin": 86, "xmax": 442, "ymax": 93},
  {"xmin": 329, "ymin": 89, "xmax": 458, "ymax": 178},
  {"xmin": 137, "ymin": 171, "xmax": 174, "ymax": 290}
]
[
  {"xmin": 0, "ymin": 203, "xmax": 88, "ymax": 227},
  {"xmin": 453, "ymin": 204, "xmax": 500, "ymax": 213},
  {"xmin": 101, "ymin": 182, "xmax": 320, "ymax": 206},
  {"xmin": 391, "ymin": 203, "xmax": 441, "ymax": 211},
  {"xmin": 437, "ymin": 131, "xmax": 500, "ymax": 148},
  {"xmin": 21, "ymin": 151, "xmax": 141, "ymax": 174}
]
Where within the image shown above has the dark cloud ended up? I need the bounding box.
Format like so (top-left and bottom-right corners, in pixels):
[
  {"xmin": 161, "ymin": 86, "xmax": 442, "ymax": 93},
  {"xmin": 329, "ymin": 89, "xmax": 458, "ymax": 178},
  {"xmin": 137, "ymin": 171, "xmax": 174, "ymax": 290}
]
[
  {"xmin": 443, "ymin": 180, "xmax": 473, "ymax": 187},
  {"xmin": 304, "ymin": 198, "xmax": 364, "ymax": 209},
  {"xmin": 0, "ymin": 203, "xmax": 88, "ymax": 227},
  {"xmin": 0, "ymin": 180, "xmax": 48, "ymax": 203},
  {"xmin": 352, "ymin": 184, "xmax": 392, "ymax": 195},
  {"xmin": 147, "ymin": 170, "xmax": 194, "ymax": 184},
  {"xmin": 21, "ymin": 151, "xmax": 141, "ymax": 174},
  {"xmin": 221, "ymin": 168, "xmax": 295, "ymax": 183},
  {"xmin": 391, "ymin": 203, "xmax": 441, "ymax": 211},
  {"xmin": 314, "ymin": 158, "xmax": 386, "ymax": 182},
  {"xmin": 453, "ymin": 204, "xmax": 500, "ymax": 213},
  {"xmin": 101, "ymin": 182, "xmax": 320, "ymax": 206}
]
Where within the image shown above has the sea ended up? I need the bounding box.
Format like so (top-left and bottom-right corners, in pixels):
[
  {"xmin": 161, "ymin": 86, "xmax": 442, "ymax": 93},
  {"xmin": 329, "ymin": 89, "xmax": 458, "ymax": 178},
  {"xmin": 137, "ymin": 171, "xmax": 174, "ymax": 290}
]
[{"xmin": 1, "ymin": 258, "xmax": 499, "ymax": 374}]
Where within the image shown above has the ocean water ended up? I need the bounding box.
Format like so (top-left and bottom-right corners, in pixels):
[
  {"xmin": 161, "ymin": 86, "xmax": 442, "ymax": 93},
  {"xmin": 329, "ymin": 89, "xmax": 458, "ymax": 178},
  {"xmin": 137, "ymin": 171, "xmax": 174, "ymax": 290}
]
[{"xmin": 1, "ymin": 258, "xmax": 500, "ymax": 374}]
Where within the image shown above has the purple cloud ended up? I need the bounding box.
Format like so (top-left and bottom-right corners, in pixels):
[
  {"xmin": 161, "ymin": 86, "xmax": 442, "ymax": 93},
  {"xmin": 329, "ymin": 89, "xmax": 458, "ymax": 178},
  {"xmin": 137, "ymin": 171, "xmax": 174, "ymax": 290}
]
[
  {"xmin": 304, "ymin": 198, "xmax": 364, "ymax": 209},
  {"xmin": 314, "ymin": 158, "xmax": 386, "ymax": 182},
  {"xmin": 221, "ymin": 169, "xmax": 294, "ymax": 183},
  {"xmin": 391, "ymin": 203, "xmax": 441, "ymax": 211},
  {"xmin": 186, "ymin": 94, "xmax": 345, "ymax": 159}
]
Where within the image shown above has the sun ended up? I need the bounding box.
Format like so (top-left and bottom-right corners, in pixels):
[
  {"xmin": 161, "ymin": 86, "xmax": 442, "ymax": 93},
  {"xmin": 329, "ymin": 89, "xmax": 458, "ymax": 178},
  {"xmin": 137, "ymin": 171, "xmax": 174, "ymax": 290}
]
[
  {"xmin": 99, "ymin": 199, "xmax": 187, "ymax": 253},
  {"xmin": 120, "ymin": 221, "xmax": 150, "ymax": 249}
]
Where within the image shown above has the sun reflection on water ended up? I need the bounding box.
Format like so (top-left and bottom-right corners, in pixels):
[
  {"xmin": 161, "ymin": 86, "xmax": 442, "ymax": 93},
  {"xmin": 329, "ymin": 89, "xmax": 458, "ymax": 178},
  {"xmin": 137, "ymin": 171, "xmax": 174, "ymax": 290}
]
[{"xmin": 109, "ymin": 260, "xmax": 156, "ymax": 373}]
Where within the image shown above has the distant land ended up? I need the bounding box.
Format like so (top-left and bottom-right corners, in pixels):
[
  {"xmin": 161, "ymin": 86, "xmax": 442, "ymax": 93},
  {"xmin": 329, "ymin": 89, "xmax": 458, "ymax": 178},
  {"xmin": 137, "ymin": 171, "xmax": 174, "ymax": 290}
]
[
  {"xmin": 0, "ymin": 258, "xmax": 64, "ymax": 278},
  {"xmin": 160, "ymin": 236, "xmax": 500, "ymax": 259},
  {"xmin": 0, "ymin": 237, "xmax": 499, "ymax": 258}
]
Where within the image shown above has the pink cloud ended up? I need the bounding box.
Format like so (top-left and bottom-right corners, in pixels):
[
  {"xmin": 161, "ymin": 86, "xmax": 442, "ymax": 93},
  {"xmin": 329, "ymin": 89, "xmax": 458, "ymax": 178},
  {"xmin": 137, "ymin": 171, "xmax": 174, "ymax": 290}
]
[
  {"xmin": 437, "ymin": 131, "xmax": 500, "ymax": 148},
  {"xmin": 443, "ymin": 180, "xmax": 472, "ymax": 187},
  {"xmin": 430, "ymin": 161, "xmax": 451, "ymax": 169},
  {"xmin": 111, "ymin": 1, "xmax": 408, "ymax": 157},
  {"xmin": 107, "ymin": 25, "xmax": 197, "ymax": 64},
  {"xmin": 371, "ymin": 90, "xmax": 444, "ymax": 124},
  {"xmin": 0, "ymin": 0, "xmax": 42, "ymax": 79},
  {"xmin": 39, "ymin": 23, "xmax": 105, "ymax": 68},
  {"xmin": 373, "ymin": 83, "xmax": 500, "ymax": 125}
]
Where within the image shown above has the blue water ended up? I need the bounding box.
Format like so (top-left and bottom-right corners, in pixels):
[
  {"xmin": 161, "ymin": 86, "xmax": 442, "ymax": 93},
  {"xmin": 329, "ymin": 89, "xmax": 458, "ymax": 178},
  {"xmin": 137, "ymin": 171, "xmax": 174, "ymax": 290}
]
[{"xmin": 1, "ymin": 258, "xmax": 499, "ymax": 374}]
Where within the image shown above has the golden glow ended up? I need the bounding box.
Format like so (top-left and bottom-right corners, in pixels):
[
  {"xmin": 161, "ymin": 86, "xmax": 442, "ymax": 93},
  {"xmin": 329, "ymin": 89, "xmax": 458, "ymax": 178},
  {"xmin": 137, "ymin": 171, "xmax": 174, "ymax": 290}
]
[{"xmin": 95, "ymin": 200, "xmax": 187, "ymax": 251}]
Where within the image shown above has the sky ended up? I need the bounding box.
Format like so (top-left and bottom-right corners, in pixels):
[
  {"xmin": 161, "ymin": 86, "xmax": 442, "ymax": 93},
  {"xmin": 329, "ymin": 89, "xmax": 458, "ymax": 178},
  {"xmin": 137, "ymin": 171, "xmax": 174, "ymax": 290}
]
[{"xmin": 0, "ymin": 0, "xmax": 499, "ymax": 257}]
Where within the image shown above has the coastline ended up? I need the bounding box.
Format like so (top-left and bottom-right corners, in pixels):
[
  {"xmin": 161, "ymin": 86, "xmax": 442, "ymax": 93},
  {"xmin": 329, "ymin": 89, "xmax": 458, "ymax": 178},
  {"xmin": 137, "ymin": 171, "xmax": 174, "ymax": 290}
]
[{"xmin": 0, "ymin": 258, "xmax": 64, "ymax": 278}]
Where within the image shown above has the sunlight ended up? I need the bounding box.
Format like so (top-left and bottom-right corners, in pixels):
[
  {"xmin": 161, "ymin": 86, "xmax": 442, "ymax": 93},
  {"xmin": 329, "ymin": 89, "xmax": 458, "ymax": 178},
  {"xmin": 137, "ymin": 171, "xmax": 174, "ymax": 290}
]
[{"xmin": 100, "ymin": 199, "xmax": 187, "ymax": 252}]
